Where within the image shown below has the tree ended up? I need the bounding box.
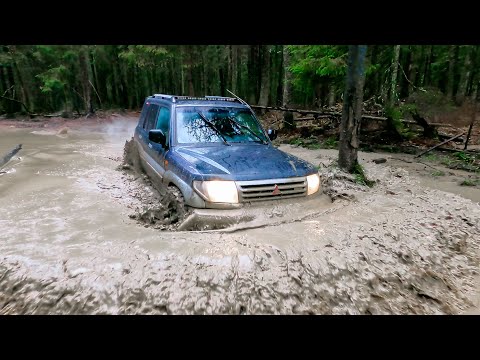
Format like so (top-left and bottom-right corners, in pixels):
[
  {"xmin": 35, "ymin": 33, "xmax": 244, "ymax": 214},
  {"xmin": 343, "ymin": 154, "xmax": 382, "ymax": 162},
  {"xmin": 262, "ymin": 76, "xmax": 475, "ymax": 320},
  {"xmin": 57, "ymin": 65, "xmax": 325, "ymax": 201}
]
[
  {"xmin": 79, "ymin": 46, "xmax": 94, "ymax": 114},
  {"xmin": 282, "ymin": 46, "xmax": 295, "ymax": 130},
  {"xmin": 389, "ymin": 45, "xmax": 400, "ymax": 106},
  {"xmin": 338, "ymin": 45, "xmax": 367, "ymax": 173},
  {"xmin": 258, "ymin": 45, "xmax": 271, "ymax": 106}
]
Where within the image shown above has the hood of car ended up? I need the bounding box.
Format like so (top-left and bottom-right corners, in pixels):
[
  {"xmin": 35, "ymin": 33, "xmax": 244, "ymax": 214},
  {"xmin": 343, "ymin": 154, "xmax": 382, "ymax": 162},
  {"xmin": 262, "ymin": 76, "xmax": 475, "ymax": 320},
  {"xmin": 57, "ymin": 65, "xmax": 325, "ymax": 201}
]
[{"xmin": 175, "ymin": 144, "xmax": 317, "ymax": 181}]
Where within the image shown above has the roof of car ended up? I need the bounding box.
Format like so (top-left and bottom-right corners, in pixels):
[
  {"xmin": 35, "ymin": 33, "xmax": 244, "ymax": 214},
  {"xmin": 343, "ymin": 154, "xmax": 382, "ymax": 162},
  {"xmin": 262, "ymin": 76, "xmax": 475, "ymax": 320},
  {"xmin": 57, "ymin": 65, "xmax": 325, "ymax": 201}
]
[{"xmin": 148, "ymin": 94, "xmax": 249, "ymax": 108}]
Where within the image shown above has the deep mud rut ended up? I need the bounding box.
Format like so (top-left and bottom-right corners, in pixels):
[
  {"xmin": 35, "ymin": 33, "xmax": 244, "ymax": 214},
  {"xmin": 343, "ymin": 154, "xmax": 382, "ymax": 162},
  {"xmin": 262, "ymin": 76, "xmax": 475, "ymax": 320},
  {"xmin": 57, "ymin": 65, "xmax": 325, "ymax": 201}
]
[{"xmin": 1, "ymin": 118, "xmax": 480, "ymax": 314}]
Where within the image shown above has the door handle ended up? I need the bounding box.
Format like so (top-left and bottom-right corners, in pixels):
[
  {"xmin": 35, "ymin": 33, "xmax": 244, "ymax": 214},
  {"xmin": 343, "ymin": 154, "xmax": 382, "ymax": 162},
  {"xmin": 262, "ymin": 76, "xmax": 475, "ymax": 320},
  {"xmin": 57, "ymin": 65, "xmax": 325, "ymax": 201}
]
[
  {"xmin": 148, "ymin": 143, "xmax": 152, "ymax": 149},
  {"xmin": 139, "ymin": 135, "xmax": 142, "ymax": 139}
]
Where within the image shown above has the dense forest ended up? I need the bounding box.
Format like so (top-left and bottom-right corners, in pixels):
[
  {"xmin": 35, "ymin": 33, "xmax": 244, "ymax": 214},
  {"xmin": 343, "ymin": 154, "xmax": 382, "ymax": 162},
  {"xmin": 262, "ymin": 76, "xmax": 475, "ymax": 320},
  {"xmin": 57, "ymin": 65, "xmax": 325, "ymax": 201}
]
[{"xmin": 0, "ymin": 45, "xmax": 479, "ymax": 116}]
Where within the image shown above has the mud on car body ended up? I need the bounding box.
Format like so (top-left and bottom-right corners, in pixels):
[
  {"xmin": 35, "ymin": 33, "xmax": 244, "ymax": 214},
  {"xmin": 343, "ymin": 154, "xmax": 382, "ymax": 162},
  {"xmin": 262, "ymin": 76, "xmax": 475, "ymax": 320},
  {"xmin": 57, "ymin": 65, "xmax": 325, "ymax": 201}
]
[{"xmin": 133, "ymin": 93, "xmax": 321, "ymax": 210}]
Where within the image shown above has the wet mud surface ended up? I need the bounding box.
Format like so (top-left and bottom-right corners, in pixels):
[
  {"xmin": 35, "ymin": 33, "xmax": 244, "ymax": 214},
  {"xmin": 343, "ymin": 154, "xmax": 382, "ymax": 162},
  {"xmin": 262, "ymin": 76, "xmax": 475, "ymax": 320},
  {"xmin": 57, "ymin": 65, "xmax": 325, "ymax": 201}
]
[{"xmin": 1, "ymin": 118, "xmax": 480, "ymax": 314}]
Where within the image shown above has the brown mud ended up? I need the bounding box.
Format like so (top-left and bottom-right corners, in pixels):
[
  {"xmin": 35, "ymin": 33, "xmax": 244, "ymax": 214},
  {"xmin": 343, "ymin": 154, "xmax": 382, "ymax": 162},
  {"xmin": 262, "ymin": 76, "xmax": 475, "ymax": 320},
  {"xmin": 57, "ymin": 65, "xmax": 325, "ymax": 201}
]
[
  {"xmin": 121, "ymin": 137, "xmax": 190, "ymax": 231},
  {"xmin": 1, "ymin": 117, "xmax": 480, "ymax": 314}
]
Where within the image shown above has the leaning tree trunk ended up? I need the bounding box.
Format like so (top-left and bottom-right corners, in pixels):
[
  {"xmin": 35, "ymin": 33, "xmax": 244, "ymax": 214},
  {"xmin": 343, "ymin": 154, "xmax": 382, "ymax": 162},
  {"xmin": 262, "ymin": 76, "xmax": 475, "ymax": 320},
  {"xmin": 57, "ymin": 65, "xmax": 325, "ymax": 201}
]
[
  {"xmin": 282, "ymin": 45, "xmax": 295, "ymax": 130},
  {"xmin": 410, "ymin": 109, "xmax": 438, "ymax": 139},
  {"xmin": 338, "ymin": 45, "xmax": 367, "ymax": 173}
]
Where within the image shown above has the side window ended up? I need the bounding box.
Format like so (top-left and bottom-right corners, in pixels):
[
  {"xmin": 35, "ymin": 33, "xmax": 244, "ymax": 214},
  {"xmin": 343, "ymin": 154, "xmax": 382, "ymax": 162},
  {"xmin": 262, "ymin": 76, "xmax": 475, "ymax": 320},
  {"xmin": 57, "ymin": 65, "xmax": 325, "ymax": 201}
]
[
  {"xmin": 156, "ymin": 107, "xmax": 171, "ymax": 133},
  {"xmin": 143, "ymin": 104, "xmax": 159, "ymax": 131},
  {"xmin": 139, "ymin": 101, "xmax": 150, "ymax": 128}
]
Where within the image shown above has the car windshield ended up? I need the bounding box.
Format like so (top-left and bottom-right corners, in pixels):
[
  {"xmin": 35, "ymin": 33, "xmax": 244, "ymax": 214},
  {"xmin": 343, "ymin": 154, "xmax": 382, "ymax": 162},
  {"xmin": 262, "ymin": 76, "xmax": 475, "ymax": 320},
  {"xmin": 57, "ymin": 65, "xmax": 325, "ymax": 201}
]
[{"xmin": 175, "ymin": 106, "xmax": 269, "ymax": 144}]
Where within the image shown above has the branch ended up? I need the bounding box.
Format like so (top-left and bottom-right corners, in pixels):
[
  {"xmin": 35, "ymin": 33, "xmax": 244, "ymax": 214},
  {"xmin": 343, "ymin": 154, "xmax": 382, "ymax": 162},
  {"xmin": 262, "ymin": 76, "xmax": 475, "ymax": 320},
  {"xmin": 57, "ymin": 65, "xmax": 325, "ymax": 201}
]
[
  {"xmin": 414, "ymin": 133, "xmax": 465, "ymax": 158},
  {"xmin": 2, "ymin": 85, "xmax": 14, "ymax": 97},
  {"xmin": 397, "ymin": 61, "xmax": 426, "ymax": 92},
  {"xmin": 0, "ymin": 94, "xmax": 38, "ymax": 116},
  {"xmin": 89, "ymin": 80, "xmax": 102, "ymax": 107}
]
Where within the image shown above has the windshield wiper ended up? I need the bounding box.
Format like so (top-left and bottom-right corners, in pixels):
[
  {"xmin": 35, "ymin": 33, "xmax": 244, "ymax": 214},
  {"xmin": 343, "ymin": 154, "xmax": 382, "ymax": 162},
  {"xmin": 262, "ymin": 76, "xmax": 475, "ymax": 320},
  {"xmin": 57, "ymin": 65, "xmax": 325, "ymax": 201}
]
[
  {"xmin": 196, "ymin": 112, "xmax": 231, "ymax": 146},
  {"xmin": 225, "ymin": 116, "xmax": 267, "ymax": 144}
]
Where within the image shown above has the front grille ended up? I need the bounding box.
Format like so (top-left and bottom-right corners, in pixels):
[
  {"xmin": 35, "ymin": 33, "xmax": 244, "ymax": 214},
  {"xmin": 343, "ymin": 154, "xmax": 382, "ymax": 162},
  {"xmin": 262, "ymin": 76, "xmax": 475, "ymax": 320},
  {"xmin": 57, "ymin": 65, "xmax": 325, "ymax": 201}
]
[{"xmin": 237, "ymin": 177, "xmax": 307, "ymax": 202}]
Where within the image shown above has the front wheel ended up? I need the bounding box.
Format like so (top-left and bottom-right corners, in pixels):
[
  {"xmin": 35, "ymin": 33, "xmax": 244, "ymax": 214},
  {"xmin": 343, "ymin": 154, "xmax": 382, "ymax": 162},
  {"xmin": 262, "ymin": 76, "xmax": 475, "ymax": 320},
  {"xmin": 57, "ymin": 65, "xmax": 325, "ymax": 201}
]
[{"xmin": 167, "ymin": 185, "xmax": 190, "ymax": 224}]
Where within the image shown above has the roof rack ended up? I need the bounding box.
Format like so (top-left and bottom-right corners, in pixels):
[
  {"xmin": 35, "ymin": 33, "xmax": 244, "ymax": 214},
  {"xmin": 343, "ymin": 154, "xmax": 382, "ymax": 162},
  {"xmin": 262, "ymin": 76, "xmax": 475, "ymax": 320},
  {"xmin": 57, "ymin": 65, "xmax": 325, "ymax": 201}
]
[
  {"xmin": 204, "ymin": 96, "xmax": 238, "ymax": 102},
  {"xmin": 150, "ymin": 94, "xmax": 244, "ymax": 104},
  {"xmin": 174, "ymin": 95, "xmax": 241, "ymax": 103},
  {"xmin": 152, "ymin": 93, "xmax": 175, "ymax": 102}
]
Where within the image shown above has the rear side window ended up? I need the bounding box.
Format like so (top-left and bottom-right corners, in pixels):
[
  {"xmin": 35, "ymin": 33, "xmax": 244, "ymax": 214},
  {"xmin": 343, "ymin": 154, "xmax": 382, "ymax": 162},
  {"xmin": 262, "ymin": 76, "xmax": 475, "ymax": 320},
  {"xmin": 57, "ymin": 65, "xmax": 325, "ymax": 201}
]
[{"xmin": 143, "ymin": 104, "xmax": 159, "ymax": 131}]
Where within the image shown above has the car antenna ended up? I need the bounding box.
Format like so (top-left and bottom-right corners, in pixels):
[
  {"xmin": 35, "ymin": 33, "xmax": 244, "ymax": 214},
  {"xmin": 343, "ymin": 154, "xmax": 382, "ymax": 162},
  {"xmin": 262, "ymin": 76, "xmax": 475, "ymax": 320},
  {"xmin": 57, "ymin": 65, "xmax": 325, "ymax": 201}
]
[{"xmin": 226, "ymin": 89, "xmax": 252, "ymax": 109}]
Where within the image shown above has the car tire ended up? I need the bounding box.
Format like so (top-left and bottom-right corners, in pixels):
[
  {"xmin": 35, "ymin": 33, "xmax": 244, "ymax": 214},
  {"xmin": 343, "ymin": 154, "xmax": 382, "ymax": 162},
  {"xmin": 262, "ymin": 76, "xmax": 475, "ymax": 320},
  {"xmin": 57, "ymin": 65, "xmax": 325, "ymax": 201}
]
[{"xmin": 167, "ymin": 185, "xmax": 189, "ymax": 223}]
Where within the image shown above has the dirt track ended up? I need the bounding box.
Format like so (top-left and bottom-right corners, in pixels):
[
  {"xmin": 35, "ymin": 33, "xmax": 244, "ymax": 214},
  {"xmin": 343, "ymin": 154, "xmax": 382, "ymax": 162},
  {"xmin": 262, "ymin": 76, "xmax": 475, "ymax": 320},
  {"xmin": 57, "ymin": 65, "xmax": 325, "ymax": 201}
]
[{"xmin": 1, "ymin": 117, "xmax": 480, "ymax": 314}]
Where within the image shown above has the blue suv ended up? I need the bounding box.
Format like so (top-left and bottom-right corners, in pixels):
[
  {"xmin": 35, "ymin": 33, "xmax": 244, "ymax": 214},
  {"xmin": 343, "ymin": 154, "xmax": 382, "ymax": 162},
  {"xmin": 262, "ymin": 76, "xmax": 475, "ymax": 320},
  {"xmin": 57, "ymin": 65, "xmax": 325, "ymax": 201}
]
[{"xmin": 133, "ymin": 93, "xmax": 320, "ymax": 209}]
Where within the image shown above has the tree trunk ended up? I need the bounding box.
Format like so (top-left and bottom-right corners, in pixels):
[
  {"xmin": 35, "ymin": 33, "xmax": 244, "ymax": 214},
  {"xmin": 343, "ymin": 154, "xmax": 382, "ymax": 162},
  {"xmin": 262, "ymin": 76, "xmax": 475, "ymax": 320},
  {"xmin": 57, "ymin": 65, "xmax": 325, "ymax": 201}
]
[
  {"xmin": 423, "ymin": 45, "xmax": 434, "ymax": 87},
  {"xmin": 456, "ymin": 47, "xmax": 472, "ymax": 104},
  {"xmin": 259, "ymin": 45, "xmax": 270, "ymax": 106},
  {"xmin": 338, "ymin": 45, "xmax": 367, "ymax": 173},
  {"xmin": 79, "ymin": 47, "xmax": 94, "ymax": 114},
  {"xmin": 248, "ymin": 46, "xmax": 258, "ymax": 104},
  {"xmin": 411, "ymin": 109, "xmax": 438, "ymax": 138},
  {"xmin": 399, "ymin": 47, "xmax": 412, "ymax": 99},
  {"xmin": 328, "ymin": 84, "xmax": 336, "ymax": 107},
  {"xmin": 389, "ymin": 45, "xmax": 400, "ymax": 107},
  {"xmin": 231, "ymin": 45, "xmax": 238, "ymax": 94},
  {"xmin": 464, "ymin": 101, "xmax": 476, "ymax": 150},
  {"xmin": 282, "ymin": 46, "xmax": 295, "ymax": 130},
  {"xmin": 447, "ymin": 45, "xmax": 458, "ymax": 99},
  {"xmin": 184, "ymin": 46, "xmax": 194, "ymax": 96},
  {"xmin": 202, "ymin": 48, "xmax": 208, "ymax": 95}
]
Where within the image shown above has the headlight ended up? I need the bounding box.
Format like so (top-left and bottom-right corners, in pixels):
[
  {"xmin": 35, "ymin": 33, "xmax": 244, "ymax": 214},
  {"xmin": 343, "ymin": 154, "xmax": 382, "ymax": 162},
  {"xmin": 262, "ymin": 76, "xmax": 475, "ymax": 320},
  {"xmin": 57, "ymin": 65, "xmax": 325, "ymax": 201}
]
[
  {"xmin": 306, "ymin": 173, "xmax": 320, "ymax": 195},
  {"xmin": 193, "ymin": 180, "xmax": 239, "ymax": 203}
]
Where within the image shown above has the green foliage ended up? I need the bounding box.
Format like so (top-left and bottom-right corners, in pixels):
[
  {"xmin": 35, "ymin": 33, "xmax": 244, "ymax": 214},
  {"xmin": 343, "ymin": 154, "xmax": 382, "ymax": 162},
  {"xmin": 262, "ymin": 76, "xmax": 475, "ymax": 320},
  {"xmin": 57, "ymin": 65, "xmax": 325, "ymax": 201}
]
[
  {"xmin": 289, "ymin": 138, "xmax": 303, "ymax": 146},
  {"xmin": 353, "ymin": 163, "xmax": 375, "ymax": 187},
  {"xmin": 423, "ymin": 153, "xmax": 439, "ymax": 162},
  {"xmin": 118, "ymin": 45, "xmax": 168, "ymax": 67},
  {"xmin": 323, "ymin": 137, "xmax": 338, "ymax": 149},
  {"xmin": 454, "ymin": 151, "xmax": 473, "ymax": 163},
  {"xmin": 36, "ymin": 65, "xmax": 67, "ymax": 93},
  {"xmin": 1, "ymin": 44, "xmax": 479, "ymax": 119},
  {"xmin": 288, "ymin": 45, "xmax": 348, "ymax": 105},
  {"xmin": 431, "ymin": 170, "xmax": 445, "ymax": 176},
  {"xmin": 460, "ymin": 179, "xmax": 479, "ymax": 186}
]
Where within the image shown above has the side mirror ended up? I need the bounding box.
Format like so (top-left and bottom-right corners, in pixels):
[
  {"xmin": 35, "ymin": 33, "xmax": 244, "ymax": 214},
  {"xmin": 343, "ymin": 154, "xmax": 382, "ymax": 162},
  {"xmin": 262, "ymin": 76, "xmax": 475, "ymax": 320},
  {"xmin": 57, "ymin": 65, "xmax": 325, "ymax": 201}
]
[
  {"xmin": 267, "ymin": 128, "xmax": 277, "ymax": 141},
  {"xmin": 149, "ymin": 129, "xmax": 167, "ymax": 148}
]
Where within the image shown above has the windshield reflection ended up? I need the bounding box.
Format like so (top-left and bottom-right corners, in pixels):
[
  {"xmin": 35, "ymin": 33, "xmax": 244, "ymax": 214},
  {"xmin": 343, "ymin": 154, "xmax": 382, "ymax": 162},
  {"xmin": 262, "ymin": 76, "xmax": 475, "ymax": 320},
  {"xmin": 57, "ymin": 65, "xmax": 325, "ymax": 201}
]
[{"xmin": 175, "ymin": 106, "xmax": 268, "ymax": 144}]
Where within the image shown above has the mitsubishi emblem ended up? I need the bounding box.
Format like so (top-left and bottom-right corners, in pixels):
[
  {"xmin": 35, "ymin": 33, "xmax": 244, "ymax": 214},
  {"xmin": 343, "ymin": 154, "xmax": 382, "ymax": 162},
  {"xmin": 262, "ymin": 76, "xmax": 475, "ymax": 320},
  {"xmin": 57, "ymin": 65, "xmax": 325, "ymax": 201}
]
[{"xmin": 272, "ymin": 184, "xmax": 281, "ymax": 195}]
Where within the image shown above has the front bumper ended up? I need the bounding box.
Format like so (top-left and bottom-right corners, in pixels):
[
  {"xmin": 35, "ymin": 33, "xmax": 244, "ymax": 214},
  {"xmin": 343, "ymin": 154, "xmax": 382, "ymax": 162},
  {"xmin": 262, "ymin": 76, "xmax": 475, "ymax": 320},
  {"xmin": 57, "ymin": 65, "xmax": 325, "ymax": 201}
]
[{"xmin": 178, "ymin": 190, "xmax": 324, "ymax": 231}]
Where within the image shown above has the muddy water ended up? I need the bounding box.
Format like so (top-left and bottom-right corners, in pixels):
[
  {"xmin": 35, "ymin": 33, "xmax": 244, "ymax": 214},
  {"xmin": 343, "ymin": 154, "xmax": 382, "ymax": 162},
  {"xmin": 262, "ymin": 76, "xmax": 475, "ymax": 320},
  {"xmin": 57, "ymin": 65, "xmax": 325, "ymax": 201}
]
[{"xmin": 1, "ymin": 121, "xmax": 480, "ymax": 314}]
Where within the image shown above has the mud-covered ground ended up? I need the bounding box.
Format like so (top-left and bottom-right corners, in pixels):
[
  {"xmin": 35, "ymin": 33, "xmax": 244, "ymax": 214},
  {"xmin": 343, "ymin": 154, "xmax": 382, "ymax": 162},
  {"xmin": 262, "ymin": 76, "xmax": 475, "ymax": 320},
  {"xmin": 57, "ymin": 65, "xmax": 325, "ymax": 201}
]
[{"xmin": 1, "ymin": 117, "xmax": 480, "ymax": 314}]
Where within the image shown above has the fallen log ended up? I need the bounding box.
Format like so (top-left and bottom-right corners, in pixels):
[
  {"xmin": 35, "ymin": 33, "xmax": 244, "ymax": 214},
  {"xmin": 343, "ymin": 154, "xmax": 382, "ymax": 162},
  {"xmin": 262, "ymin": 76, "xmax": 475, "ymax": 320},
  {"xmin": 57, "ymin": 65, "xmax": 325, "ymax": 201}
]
[
  {"xmin": 252, "ymin": 105, "xmax": 457, "ymax": 130},
  {"xmin": 294, "ymin": 115, "xmax": 331, "ymax": 122},
  {"xmin": 251, "ymin": 105, "xmax": 337, "ymax": 116},
  {"xmin": 0, "ymin": 144, "xmax": 22, "ymax": 169},
  {"xmin": 414, "ymin": 133, "xmax": 465, "ymax": 158}
]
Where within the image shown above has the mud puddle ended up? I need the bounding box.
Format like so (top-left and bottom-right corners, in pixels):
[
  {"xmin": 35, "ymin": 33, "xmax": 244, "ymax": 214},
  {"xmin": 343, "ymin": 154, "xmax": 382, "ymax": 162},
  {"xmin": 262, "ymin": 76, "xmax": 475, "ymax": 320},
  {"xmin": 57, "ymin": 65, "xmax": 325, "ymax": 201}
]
[{"xmin": 1, "ymin": 121, "xmax": 480, "ymax": 314}]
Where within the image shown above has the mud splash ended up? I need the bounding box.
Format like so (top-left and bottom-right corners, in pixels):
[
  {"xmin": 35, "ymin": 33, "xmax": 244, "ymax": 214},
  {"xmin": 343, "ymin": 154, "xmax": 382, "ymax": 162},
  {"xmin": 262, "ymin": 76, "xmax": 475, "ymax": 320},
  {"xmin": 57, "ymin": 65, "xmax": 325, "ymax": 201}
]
[
  {"xmin": 1, "ymin": 122, "xmax": 480, "ymax": 314},
  {"xmin": 120, "ymin": 137, "xmax": 190, "ymax": 230}
]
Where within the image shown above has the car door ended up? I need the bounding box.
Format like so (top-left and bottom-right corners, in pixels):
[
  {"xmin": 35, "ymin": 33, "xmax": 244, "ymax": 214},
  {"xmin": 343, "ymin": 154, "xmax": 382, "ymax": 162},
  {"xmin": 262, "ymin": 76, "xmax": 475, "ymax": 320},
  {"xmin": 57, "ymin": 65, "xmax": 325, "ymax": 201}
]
[
  {"xmin": 137, "ymin": 103, "xmax": 162, "ymax": 176},
  {"xmin": 148, "ymin": 105, "xmax": 171, "ymax": 180}
]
